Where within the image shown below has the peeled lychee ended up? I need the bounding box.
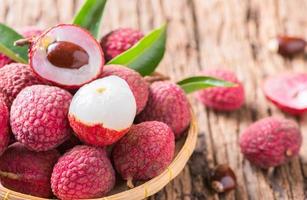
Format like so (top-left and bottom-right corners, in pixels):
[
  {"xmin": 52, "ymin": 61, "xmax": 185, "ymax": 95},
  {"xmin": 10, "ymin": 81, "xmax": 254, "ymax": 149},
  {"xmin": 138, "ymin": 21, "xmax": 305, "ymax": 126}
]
[
  {"xmin": 30, "ymin": 24, "xmax": 104, "ymax": 88},
  {"xmin": 136, "ymin": 81, "xmax": 191, "ymax": 138},
  {"xmin": 0, "ymin": 63, "xmax": 44, "ymax": 107},
  {"xmin": 196, "ymin": 68, "xmax": 245, "ymax": 111},
  {"xmin": 69, "ymin": 76, "xmax": 136, "ymax": 146},
  {"xmin": 51, "ymin": 145, "xmax": 115, "ymax": 199},
  {"xmin": 100, "ymin": 65, "xmax": 149, "ymax": 114},
  {"xmin": 0, "ymin": 54, "xmax": 13, "ymax": 69},
  {"xmin": 11, "ymin": 85, "xmax": 72, "ymax": 151},
  {"xmin": 100, "ymin": 28, "xmax": 144, "ymax": 61},
  {"xmin": 263, "ymin": 73, "xmax": 307, "ymax": 115},
  {"xmin": 113, "ymin": 121, "xmax": 175, "ymax": 187},
  {"xmin": 239, "ymin": 117, "xmax": 302, "ymax": 168},
  {"xmin": 0, "ymin": 97, "xmax": 9, "ymax": 155},
  {"xmin": 0, "ymin": 143, "xmax": 60, "ymax": 198}
]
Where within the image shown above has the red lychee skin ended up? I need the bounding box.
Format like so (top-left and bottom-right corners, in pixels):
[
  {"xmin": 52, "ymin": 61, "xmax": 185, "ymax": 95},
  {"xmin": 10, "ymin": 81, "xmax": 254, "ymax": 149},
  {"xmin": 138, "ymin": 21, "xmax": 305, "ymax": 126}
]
[
  {"xmin": 0, "ymin": 97, "xmax": 9, "ymax": 155},
  {"xmin": 0, "ymin": 63, "xmax": 45, "ymax": 107},
  {"xmin": 10, "ymin": 85, "xmax": 72, "ymax": 151},
  {"xmin": 29, "ymin": 24, "xmax": 105, "ymax": 89},
  {"xmin": 0, "ymin": 54, "xmax": 13, "ymax": 69},
  {"xmin": 113, "ymin": 121, "xmax": 175, "ymax": 182},
  {"xmin": 68, "ymin": 115, "xmax": 130, "ymax": 147},
  {"xmin": 0, "ymin": 143, "xmax": 60, "ymax": 198},
  {"xmin": 99, "ymin": 65, "xmax": 149, "ymax": 114},
  {"xmin": 239, "ymin": 117, "xmax": 302, "ymax": 169},
  {"xmin": 196, "ymin": 68, "xmax": 245, "ymax": 111},
  {"xmin": 136, "ymin": 81, "xmax": 191, "ymax": 138},
  {"xmin": 51, "ymin": 145, "xmax": 115, "ymax": 200},
  {"xmin": 100, "ymin": 28, "xmax": 144, "ymax": 61}
]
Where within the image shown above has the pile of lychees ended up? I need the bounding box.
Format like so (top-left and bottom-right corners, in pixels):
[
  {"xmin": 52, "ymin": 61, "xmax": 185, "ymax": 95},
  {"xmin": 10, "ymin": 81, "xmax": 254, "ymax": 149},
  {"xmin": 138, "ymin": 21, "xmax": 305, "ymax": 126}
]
[{"xmin": 0, "ymin": 25, "xmax": 192, "ymax": 199}]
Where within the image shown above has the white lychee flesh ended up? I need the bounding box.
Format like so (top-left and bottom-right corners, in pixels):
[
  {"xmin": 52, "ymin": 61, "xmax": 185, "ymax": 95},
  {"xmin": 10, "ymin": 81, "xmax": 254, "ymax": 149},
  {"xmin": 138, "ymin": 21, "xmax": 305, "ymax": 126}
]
[{"xmin": 69, "ymin": 76, "xmax": 137, "ymax": 131}]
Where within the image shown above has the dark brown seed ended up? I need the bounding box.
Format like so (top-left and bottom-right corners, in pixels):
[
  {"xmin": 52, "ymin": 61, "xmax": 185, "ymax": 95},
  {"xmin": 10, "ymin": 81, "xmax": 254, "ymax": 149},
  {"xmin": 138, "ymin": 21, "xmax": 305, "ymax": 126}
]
[
  {"xmin": 47, "ymin": 41, "xmax": 89, "ymax": 69},
  {"xmin": 210, "ymin": 164, "xmax": 236, "ymax": 193},
  {"xmin": 274, "ymin": 35, "xmax": 306, "ymax": 58}
]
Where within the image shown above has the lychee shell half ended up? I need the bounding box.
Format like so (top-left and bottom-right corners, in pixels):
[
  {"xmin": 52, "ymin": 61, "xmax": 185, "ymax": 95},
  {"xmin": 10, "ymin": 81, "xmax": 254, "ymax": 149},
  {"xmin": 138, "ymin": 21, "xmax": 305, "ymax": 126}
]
[
  {"xmin": 69, "ymin": 76, "xmax": 136, "ymax": 146},
  {"xmin": 100, "ymin": 64, "xmax": 149, "ymax": 114},
  {"xmin": 113, "ymin": 121, "xmax": 175, "ymax": 183},
  {"xmin": 51, "ymin": 145, "xmax": 115, "ymax": 199},
  {"xmin": 0, "ymin": 143, "xmax": 60, "ymax": 198},
  {"xmin": 10, "ymin": 85, "xmax": 72, "ymax": 151},
  {"xmin": 239, "ymin": 117, "xmax": 302, "ymax": 168},
  {"xmin": 136, "ymin": 81, "xmax": 191, "ymax": 138}
]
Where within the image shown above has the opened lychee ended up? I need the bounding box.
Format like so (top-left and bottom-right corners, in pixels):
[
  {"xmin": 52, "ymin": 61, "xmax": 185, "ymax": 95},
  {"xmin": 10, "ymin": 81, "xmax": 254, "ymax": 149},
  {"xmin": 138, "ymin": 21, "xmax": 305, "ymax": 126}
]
[
  {"xmin": 113, "ymin": 121, "xmax": 175, "ymax": 187},
  {"xmin": 30, "ymin": 24, "xmax": 104, "ymax": 88},
  {"xmin": 264, "ymin": 73, "xmax": 307, "ymax": 115},
  {"xmin": 99, "ymin": 65, "xmax": 149, "ymax": 114},
  {"xmin": 239, "ymin": 117, "xmax": 302, "ymax": 168},
  {"xmin": 0, "ymin": 63, "xmax": 45, "ymax": 107},
  {"xmin": 69, "ymin": 76, "xmax": 136, "ymax": 146},
  {"xmin": 0, "ymin": 143, "xmax": 60, "ymax": 198},
  {"xmin": 10, "ymin": 85, "xmax": 72, "ymax": 151},
  {"xmin": 196, "ymin": 68, "xmax": 245, "ymax": 111},
  {"xmin": 0, "ymin": 97, "xmax": 9, "ymax": 155},
  {"xmin": 100, "ymin": 28, "xmax": 144, "ymax": 61},
  {"xmin": 51, "ymin": 145, "xmax": 115, "ymax": 199},
  {"xmin": 136, "ymin": 81, "xmax": 191, "ymax": 138}
]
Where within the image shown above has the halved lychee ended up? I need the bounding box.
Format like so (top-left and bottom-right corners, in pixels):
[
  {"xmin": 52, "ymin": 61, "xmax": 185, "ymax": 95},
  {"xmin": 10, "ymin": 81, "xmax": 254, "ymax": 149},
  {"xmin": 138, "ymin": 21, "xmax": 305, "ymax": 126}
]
[
  {"xmin": 68, "ymin": 76, "xmax": 137, "ymax": 146},
  {"xmin": 30, "ymin": 24, "xmax": 104, "ymax": 88},
  {"xmin": 263, "ymin": 73, "xmax": 307, "ymax": 115}
]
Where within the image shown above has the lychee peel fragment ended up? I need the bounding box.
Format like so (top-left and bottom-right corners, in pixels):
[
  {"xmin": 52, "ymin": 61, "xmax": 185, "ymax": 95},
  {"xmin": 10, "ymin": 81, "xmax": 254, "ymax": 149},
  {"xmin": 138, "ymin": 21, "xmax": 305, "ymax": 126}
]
[
  {"xmin": 69, "ymin": 76, "xmax": 137, "ymax": 146},
  {"xmin": 51, "ymin": 145, "xmax": 115, "ymax": 199},
  {"xmin": 239, "ymin": 117, "xmax": 302, "ymax": 168}
]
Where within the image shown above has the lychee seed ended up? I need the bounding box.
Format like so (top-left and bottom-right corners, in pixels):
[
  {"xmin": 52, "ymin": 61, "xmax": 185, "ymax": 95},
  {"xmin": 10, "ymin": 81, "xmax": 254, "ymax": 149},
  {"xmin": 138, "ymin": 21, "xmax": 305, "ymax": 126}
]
[
  {"xmin": 10, "ymin": 85, "xmax": 72, "ymax": 151},
  {"xmin": 51, "ymin": 145, "xmax": 115, "ymax": 199},
  {"xmin": 69, "ymin": 75, "xmax": 137, "ymax": 146},
  {"xmin": 239, "ymin": 117, "xmax": 302, "ymax": 168}
]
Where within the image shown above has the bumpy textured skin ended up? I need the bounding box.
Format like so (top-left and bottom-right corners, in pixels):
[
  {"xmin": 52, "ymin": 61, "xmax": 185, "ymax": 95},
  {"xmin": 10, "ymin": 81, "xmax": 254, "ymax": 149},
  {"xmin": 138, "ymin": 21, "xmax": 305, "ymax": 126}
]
[
  {"xmin": 196, "ymin": 68, "xmax": 245, "ymax": 111},
  {"xmin": 100, "ymin": 28, "xmax": 144, "ymax": 61},
  {"xmin": 11, "ymin": 85, "xmax": 72, "ymax": 151},
  {"xmin": 113, "ymin": 121, "xmax": 175, "ymax": 181},
  {"xmin": 99, "ymin": 65, "xmax": 149, "ymax": 114},
  {"xmin": 0, "ymin": 63, "xmax": 45, "ymax": 107},
  {"xmin": 0, "ymin": 143, "xmax": 60, "ymax": 198},
  {"xmin": 69, "ymin": 115, "xmax": 129, "ymax": 146},
  {"xmin": 239, "ymin": 117, "xmax": 302, "ymax": 168},
  {"xmin": 0, "ymin": 97, "xmax": 9, "ymax": 155},
  {"xmin": 0, "ymin": 54, "xmax": 13, "ymax": 69},
  {"xmin": 136, "ymin": 81, "xmax": 191, "ymax": 138},
  {"xmin": 51, "ymin": 145, "xmax": 115, "ymax": 200}
]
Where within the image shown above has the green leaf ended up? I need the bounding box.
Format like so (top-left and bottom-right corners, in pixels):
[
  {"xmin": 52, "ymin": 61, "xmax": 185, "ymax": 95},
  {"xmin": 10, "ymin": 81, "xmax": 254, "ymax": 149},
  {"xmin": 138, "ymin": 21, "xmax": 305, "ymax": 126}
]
[
  {"xmin": 177, "ymin": 76, "xmax": 236, "ymax": 94},
  {"xmin": 73, "ymin": 0, "xmax": 107, "ymax": 38},
  {"xmin": 0, "ymin": 23, "xmax": 28, "ymax": 63},
  {"xmin": 107, "ymin": 24, "xmax": 167, "ymax": 76}
]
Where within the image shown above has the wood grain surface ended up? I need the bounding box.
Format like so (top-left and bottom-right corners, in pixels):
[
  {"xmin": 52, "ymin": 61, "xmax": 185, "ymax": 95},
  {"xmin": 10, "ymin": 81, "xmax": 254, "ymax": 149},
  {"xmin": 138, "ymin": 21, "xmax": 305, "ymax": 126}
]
[{"xmin": 1, "ymin": 0, "xmax": 307, "ymax": 199}]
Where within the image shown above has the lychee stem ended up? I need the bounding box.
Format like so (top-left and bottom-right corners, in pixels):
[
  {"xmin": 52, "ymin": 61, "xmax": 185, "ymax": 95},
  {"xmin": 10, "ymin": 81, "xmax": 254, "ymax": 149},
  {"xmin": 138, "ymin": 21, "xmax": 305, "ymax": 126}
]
[
  {"xmin": 286, "ymin": 149, "xmax": 293, "ymax": 157},
  {"xmin": 0, "ymin": 171, "xmax": 19, "ymax": 180},
  {"xmin": 14, "ymin": 38, "xmax": 32, "ymax": 46},
  {"xmin": 127, "ymin": 177, "xmax": 135, "ymax": 188}
]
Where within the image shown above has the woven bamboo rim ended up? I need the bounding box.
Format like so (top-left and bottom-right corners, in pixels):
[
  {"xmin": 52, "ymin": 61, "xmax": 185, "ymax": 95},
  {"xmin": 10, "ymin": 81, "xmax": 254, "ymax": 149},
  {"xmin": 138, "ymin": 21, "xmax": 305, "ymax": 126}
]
[{"xmin": 0, "ymin": 107, "xmax": 198, "ymax": 200}]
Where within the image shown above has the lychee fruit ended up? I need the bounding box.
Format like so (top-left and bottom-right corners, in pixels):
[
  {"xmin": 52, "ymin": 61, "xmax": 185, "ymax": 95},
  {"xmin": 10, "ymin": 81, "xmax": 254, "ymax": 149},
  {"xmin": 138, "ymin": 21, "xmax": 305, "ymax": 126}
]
[
  {"xmin": 18, "ymin": 26, "xmax": 43, "ymax": 38},
  {"xmin": 239, "ymin": 117, "xmax": 302, "ymax": 168},
  {"xmin": 100, "ymin": 28, "xmax": 144, "ymax": 61},
  {"xmin": 30, "ymin": 24, "xmax": 104, "ymax": 88},
  {"xmin": 0, "ymin": 143, "xmax": 60, "ymax": 198},
  {"xmin": 99, "ymin": 65, "xmax": 149, "ymax": 114},
  {"xmin": 113, "ymin": 121, "xmax": 175, "ymax": 187},
  {"xmin": 51, "ymin": 145, "xmax": 115, "ymax": 199},
  {"xmin": 0, "ymin": 97, "xmax": 9, "ymax": 155},
  {"xmin": 196, "ymin": 68, "xmax": 245, "ymax": 111},
  {"xmin": 0, "ymin": 54, "xmax": 13, "ymax": 69},
  {"xmin": 10, "ymin": 85, "xmax": 72, "ymax": 151},
  {"xmin": 57, "ymin": 134, "xmax": 82, "ymax": 154},
  {"xmin": 263, "ymin": 73, "xmax": 307, "ymax": 115},
  {"xmin": 136, "ymin": 81, "xmax": 191, "ymax": 138},
  {"xmin": 69, "ymin": 76, "xmax": 136, "ymax": 146},
  {"xmin": 0, "ymin": 63, "xmax": 45, "ymax": 107}
]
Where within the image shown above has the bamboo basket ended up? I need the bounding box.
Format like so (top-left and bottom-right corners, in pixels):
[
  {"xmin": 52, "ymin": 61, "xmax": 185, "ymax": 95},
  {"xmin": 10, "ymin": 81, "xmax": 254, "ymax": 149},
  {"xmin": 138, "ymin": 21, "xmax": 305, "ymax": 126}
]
[{"xmin": 0, "ymin": 107, "xmax": 198, "ymax": 200}]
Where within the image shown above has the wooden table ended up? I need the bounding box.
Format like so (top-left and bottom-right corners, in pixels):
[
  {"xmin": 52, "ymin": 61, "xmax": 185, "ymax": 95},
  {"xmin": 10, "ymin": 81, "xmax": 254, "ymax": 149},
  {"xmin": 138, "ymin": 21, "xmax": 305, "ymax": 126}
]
[{"xmin": 1, "ymin": 0, "xmax": 307, "ymax": 199}]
